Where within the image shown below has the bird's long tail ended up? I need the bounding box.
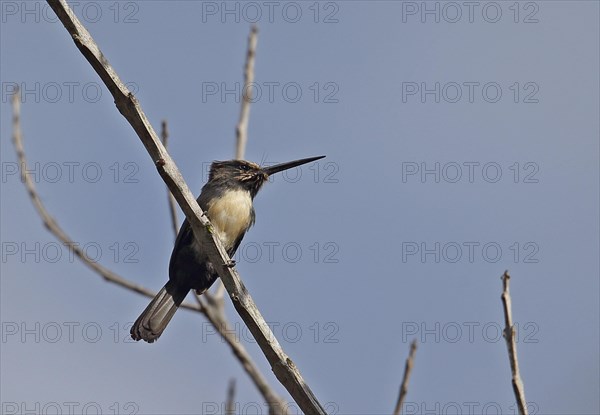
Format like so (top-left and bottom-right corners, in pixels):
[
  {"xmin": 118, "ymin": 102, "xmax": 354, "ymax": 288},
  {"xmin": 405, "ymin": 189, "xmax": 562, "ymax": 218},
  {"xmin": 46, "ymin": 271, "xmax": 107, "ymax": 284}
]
[{"xmin": 130, "ymin": 280, "xmax": 189, "ymax": 343}]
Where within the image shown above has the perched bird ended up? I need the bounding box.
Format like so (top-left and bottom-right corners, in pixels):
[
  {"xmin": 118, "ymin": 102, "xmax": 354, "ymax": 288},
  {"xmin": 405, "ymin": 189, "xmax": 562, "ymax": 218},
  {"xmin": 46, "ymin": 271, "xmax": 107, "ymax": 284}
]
[{"xmin": 131, "ymin": 155, "xmax": 325, "ymax": 342}]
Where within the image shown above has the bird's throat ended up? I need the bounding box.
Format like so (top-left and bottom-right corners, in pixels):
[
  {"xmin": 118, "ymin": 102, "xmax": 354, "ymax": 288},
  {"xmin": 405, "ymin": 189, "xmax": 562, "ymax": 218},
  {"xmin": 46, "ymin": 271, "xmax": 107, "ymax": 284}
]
[{"xmin": 206, "ymin": 188, "xmax": 254, "ymax": 250}]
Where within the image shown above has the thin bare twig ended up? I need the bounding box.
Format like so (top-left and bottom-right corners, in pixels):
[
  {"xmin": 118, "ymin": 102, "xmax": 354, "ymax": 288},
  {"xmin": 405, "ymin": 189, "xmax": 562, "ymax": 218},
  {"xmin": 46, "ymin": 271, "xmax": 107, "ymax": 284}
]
[
  {"xmin": 235, "ymin": 24, "xmax": 258, "ymax": 161},
  {"xmin": 160, "ymin": 120, "xmax": 180, "ymax": 240},
  {"xmin": 194, "ymin": 293, "xmax": 288, "ymax": 414},
  {"xmin": 393, "ymin": 339, "xmax": 418, "ymax": 415},
  {"xmin": 195, "ymin": 26, "xmax": 285, "ymax": 413},
  {"xmin": 216, "ymin": 24, "xmax": 260, "ymax": 300},
  {"xmin": 10, "ymin": 89, "xmax": 202, "ymax": 312},
  {"xmin": 46, "ymin": 2, "xmax": 325, "ymax": 413},
  {"xmin": 501, "ymin": 271, "xmax": 528, "ymax": 415},
  {"xmin": 225, "ymin": 379, "xmax": 236, "ymax": 415}
]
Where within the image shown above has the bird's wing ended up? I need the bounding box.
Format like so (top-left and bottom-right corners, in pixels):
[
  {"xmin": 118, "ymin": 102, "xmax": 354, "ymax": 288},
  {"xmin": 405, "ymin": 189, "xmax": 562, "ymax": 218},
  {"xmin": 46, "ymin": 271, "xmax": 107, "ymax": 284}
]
[{"xmin": 228, "ymin": 230, "xmax": 247, "ymax": 258}]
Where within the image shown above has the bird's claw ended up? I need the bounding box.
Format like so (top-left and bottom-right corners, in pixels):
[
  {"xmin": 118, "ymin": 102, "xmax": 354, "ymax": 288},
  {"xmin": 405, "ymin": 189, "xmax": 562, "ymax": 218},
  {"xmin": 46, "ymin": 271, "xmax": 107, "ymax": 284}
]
[{"xmin": 225, "ymin": 260, "xmax": 236, "ymax": 268}]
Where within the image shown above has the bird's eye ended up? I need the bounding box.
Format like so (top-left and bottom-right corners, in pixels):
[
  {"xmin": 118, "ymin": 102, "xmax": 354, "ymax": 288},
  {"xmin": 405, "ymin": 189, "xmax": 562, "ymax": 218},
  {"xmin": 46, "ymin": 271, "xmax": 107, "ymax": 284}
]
[{"xmin": 241, "ymin": 164, "xmax": 250, "ymax": 171}]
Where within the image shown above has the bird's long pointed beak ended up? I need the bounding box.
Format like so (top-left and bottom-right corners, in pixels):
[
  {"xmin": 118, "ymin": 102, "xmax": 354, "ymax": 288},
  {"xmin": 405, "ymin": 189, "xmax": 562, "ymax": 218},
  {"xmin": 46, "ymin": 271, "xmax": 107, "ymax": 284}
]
[{"xmin": 262, "ymin": 155, "xmax": 326, "ymax": 176}]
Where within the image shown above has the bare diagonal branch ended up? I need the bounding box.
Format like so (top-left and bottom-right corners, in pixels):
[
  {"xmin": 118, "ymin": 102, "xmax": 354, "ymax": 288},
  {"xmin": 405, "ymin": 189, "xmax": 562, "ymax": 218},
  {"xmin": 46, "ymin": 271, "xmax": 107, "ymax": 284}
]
[
  {"xmin": 501, "ymin": 271, "xmax": 528, "ymax": 415},
  {"xmin": 46, "ymin": 1, "xmax": 325, "ymax": 412},
  {"xmin": 393, "ymin": 339, "xmax": 417, "ymax": 415},
  {"xmin": 196, "ymin": 295, "xmax": 288, "ymax": 414},
  {"xmin": 10, "ymin": 90, "xmax": 201, "ymax": 313}
]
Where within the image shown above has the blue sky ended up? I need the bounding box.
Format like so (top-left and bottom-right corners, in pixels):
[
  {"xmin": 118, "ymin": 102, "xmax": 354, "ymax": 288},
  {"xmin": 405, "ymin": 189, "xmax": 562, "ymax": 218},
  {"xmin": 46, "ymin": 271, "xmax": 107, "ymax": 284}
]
[{"xmin": 1, "ymin": 1, "xmax": 599, "ymax": 414}]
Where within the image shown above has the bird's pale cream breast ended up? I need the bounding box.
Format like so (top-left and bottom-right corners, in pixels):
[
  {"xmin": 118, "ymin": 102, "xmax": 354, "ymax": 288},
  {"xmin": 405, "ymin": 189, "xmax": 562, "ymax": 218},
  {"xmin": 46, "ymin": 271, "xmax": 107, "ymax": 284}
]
[{"xmin": 206, "ymin": 189, "xmax": 253, "ymax": 250}]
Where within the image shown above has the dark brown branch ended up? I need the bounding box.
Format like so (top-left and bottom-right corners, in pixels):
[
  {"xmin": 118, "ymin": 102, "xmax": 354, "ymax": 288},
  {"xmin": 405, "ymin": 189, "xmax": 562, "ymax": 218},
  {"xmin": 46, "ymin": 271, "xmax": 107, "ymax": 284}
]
[
  {"xmin": 393, "ymin": 339, "xmax": 417, "ymax": 415},
  {"xmin": 160, "ymin": 120, "xmax": 180, "ymax": 240},
  {"xmin": 501, "ymin": 271, "xmax": 528, "ymax": 415},
  {"xmin": 46, "ymin": 1, "xmax": 325, "ymax": 413}
]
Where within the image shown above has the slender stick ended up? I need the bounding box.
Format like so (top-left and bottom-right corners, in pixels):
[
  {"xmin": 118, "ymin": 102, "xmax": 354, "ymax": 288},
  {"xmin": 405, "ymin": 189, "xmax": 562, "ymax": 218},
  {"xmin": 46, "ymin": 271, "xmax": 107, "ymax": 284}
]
[
  {"xmin": 10, "ymin": 89, "xmax": 201, "ymax": 312},
  {"xmin": 160, "ymin": 120, "xmax": 180, "ymax": 240},
  {"xmin": 46, "ymin": 2, "xmax": 325, "ymax": 412},
  {"xmin": 216, "ymin": 24, "xmax": 260, "ymax": 300},
  {"xmin": 501, "ymin": 271, "xmax": 529, "ymax": 415},
  {"xmin": 393, "ymin": 339, "xmax": 417, "ymax": 415},
  {"xmin": 235, "ymin": 25, "xmax": 258, "ymax": 161},
  {"xmin": 195, "ymin": 294, "xmax": 289, "ymax": 414},
  {"xmin": 225, "ymin": 379, "xmax": 236, "ymax": 415}
]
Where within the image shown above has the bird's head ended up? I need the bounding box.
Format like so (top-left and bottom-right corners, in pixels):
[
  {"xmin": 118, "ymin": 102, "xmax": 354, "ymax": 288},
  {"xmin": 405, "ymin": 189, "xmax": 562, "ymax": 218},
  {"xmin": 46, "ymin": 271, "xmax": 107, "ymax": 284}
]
[{"xmin": 208, "ymin": 156, "xmax": 325, "ymax": 198}]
